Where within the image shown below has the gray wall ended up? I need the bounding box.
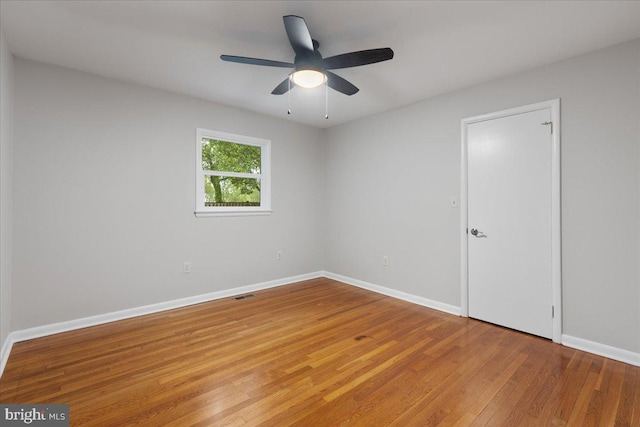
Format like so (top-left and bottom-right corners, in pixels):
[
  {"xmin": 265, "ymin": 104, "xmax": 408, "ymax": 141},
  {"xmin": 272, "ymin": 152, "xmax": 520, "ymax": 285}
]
[
  {"xmin": 12, "ymin": 58, "xmax": 324, "ymax": 330},
  {"xmin": 0, "ymin": 29, "xmax": 14, "ymax": 352},
  {"xmin": 9, "ymin": 39, "xmax": 640, "ymax": 355},
  {"xmin": 323, "ymin": 39, "xmax": 640, "ymax": 353}
]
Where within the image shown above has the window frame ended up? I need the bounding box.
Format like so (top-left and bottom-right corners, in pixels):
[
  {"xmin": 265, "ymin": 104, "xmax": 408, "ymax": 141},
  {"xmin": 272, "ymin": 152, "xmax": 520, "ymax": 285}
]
[{"xmin": 195, "ymin": 128, "xmax": 271, "ymax": 217}]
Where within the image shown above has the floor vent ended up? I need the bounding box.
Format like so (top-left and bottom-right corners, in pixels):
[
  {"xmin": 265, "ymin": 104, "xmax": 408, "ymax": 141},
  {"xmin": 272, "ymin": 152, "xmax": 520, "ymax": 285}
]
[{"xmin": 233, "ymin": 294, "xmax": 256, "ymax": 301}]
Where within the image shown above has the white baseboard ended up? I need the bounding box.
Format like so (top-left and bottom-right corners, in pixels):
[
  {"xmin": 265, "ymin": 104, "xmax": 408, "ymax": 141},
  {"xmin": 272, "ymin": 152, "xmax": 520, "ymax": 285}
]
[
  {"xmin": 0, "ymin": 334, "xmax": 14, "ymax": 380},
  {"xmin": 322, "ymin": 271, "xmax": 462, "ymax": 316},
  {"xmin": 0, "ymin": 271, "xmax": 324, "ymax": 378},
  {"xmin": 562, "ymin": 334, "xmax": 640, "ymax": 367},
  {"xmin": 3, "ymin": 271, "xmax": 639, "ymax": 378}
]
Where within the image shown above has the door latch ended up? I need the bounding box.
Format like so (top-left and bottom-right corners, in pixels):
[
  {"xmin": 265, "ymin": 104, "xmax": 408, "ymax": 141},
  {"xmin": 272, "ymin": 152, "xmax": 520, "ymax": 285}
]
[{"xmin": 470, "ymin": 228, "xmax": 487, "ymax": 238}]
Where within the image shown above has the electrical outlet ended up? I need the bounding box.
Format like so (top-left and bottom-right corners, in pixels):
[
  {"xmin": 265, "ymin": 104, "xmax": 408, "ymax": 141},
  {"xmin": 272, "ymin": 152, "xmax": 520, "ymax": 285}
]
[
  {"xmin": 183, "ymin": 262, "xmax": 192, "ymax": 274},
  {"xmin": 383, "ymin": 256, "xmax": 389, "ymax": 267},
  {"xmin": 277, "ymin": 250, "xmax": 283, "ymax": 261}
]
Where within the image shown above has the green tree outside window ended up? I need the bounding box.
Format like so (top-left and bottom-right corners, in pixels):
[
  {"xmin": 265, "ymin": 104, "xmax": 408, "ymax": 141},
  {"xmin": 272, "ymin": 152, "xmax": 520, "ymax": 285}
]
[{"xmin": 201, "ymin": 139, "xmax": 261, "ymax": 205}]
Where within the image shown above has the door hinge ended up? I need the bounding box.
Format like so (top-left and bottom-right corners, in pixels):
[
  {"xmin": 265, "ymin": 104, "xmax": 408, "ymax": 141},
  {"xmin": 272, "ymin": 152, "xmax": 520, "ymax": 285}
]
[
  {"xmin": 541, "ymin": 121, "xmax": 553, "ymax": 134},
  {"xmin": 552, "ymin": 305, "xmax": 555, "ymax": 318}
]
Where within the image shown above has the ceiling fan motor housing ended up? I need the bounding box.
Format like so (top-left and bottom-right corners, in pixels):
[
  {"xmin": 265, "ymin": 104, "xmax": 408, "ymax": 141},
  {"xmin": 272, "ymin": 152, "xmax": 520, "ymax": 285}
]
[{"xmin": 295, "ymin": 47, "xmax": 324, "ymax": 72}]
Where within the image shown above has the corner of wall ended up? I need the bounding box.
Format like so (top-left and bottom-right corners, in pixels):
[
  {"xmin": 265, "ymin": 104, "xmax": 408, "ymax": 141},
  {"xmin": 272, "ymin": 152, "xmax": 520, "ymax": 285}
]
[
  {"xmin": 0, "ymin": 27, "xmax": 15, "ymax": 360},
  {"xmin": 637, "ymin": 38, "xmax": 640, "ymax": 355},
  {"xmin": 317, "ymin": 127, "xmax": 330, "ymax": 271}
]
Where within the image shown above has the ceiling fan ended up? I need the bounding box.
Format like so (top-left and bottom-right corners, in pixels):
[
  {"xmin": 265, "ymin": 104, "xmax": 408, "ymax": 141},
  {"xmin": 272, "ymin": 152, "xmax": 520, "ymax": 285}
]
[{"xmin": 220, "ymin": 15, "xmax": 394, "ymax": 96}]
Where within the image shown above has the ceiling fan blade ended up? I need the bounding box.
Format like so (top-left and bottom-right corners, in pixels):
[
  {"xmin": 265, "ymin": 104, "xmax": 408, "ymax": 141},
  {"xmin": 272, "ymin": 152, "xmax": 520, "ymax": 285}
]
[
  {"xmin": 322, "ymin": 48, "xmax": 394, "ymax": 70},
  {"xmin": 271, "ymin": 77, "xmax": 292, "ymax": 95},
  {"xmin": 283, "ymin": 15, "xmax": 314, "ymax": 55},
  {"xmin": 220, "ymin": 55, "xmax": 294, "ymax": 68},
  {"xmin": 326, "ymin": 71, "xmax": 359, "ymax": 96}
]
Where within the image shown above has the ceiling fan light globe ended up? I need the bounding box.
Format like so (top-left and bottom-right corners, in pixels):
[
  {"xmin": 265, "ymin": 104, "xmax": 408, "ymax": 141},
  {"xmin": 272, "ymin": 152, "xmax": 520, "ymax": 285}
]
[{"xmin": 291, "ymin": 69, "xmax": 326, "ymax": 88}]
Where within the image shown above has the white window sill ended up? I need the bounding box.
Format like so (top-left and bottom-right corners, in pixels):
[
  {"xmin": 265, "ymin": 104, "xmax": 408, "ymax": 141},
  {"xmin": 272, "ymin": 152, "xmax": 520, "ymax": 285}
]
[{"xmin": 194, "ymin": 209, "xmax": 273, "ymax": 218}]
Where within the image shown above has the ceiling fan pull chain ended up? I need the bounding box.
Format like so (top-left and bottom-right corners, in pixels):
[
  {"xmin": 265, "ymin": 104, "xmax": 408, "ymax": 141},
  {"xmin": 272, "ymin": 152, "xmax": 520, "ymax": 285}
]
[
  {"xmin": 325, "ymin": 80, "xmax": 329, "ymax": 120},
  {"xmin": 287, "ymin": 77, "xmax": 292, "ymax": 115}
]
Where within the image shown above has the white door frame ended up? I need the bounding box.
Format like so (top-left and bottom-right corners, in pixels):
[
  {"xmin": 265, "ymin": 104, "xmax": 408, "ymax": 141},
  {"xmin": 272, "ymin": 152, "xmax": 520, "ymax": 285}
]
[{"xmin": 460, "ymin": 99, "xmax": 562, "ymax": 343}]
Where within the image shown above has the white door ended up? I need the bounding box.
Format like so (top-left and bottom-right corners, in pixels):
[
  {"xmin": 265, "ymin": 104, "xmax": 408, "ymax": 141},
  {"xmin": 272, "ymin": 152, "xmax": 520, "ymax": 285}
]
[{"xmin": 466, "ymin": 107, "xmax": 554, "ymax": 339}]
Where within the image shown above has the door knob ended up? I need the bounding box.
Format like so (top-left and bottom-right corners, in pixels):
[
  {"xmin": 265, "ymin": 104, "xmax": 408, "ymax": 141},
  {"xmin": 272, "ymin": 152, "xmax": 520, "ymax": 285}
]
[{"xmin": 470, "ymin": 228, "xmax": 487, "ymax": 238}]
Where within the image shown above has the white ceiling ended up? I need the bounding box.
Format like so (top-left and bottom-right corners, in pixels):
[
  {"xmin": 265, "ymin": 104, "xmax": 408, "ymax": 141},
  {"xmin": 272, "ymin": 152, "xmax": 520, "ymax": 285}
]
[{"xmin": 1, "ymin": 1, "xmax": 640, "ymax": 128}]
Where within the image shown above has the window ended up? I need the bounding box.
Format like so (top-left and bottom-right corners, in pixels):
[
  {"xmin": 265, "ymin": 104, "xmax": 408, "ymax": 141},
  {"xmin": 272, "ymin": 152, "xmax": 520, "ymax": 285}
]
[{"xmin": 195, "ymin": 129, "xmax": 271, "ymax": 217}]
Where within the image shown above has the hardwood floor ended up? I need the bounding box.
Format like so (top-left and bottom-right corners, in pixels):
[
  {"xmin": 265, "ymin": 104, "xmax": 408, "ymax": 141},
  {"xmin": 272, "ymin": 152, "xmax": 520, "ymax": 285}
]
[{"xmin": 1, "ymin": 278, "xmax": 638, "ymax": 426}]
